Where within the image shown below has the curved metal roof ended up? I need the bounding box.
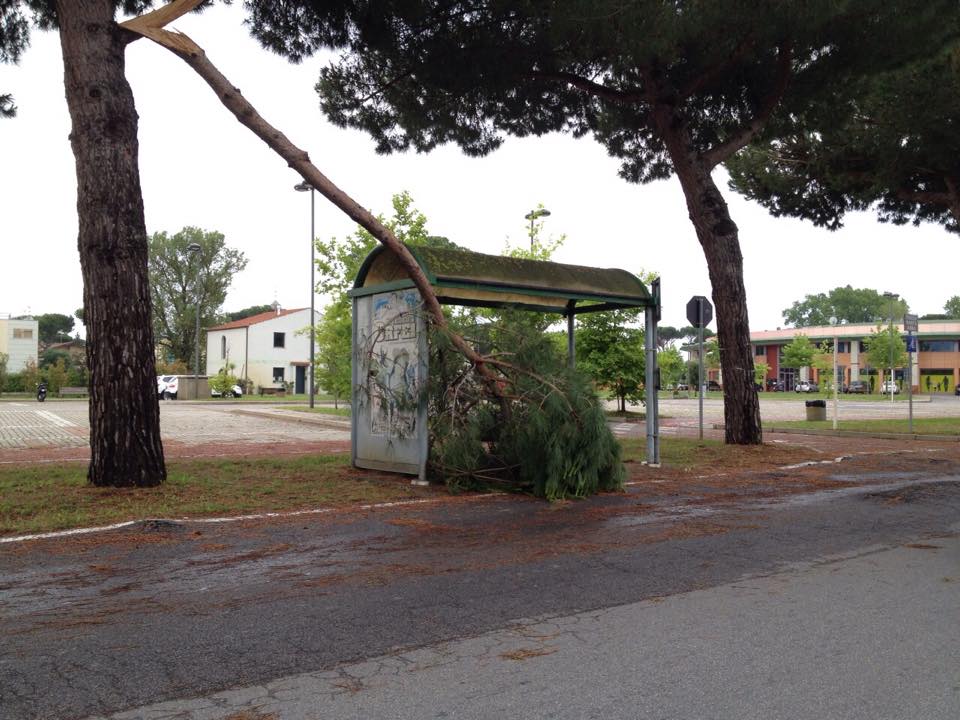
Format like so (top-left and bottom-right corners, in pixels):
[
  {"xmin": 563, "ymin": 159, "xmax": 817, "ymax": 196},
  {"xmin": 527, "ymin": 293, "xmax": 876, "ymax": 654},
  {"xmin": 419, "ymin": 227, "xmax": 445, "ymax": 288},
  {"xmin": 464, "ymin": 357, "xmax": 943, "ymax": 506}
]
[{"xmin": 350, "ymin": 244, "xmax": 655, "ymax": 314}]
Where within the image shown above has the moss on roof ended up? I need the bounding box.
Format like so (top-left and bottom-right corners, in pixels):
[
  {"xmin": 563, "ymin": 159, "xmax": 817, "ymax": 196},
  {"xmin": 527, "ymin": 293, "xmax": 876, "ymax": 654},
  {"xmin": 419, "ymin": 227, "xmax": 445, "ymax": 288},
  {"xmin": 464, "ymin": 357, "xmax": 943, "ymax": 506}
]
[{"xmin": 353, "ymin": 244, "xmax": 652, "ymax": 309}]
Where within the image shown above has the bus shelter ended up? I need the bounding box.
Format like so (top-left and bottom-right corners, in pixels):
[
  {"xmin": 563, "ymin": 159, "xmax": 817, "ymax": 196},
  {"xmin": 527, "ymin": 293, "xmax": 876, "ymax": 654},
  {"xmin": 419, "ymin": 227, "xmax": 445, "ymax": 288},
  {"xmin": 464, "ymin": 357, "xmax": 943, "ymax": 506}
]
[{"xmin": 348, "ymin": 244, "xmax": 661, "ymax": 480}]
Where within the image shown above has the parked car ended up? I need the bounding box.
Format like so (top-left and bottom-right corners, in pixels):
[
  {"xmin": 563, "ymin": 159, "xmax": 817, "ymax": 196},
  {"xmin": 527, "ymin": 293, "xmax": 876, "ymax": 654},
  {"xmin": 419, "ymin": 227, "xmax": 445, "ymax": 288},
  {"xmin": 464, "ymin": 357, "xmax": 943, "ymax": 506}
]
[
  {"xmin": 675, "ymin": 382, "xmax": 690, "ymax": 392},
  {"xmin": 211, "ymin": 383, "xmax": 244, "ymax": 399},
  {"xmin": 880, "ymin": 380, "xmax": 900, "ymax": 394},
  {"xmin": 157, "ymin": 375, "xmax": 179, "ymax": 399},
  {"xmin": 707, "ymin": 380, "xmax": 722, "ymax": 392},
  {"xmin": 843, "ymin": 380, "xmax": 869, "ymax": 394},
  {"xmin": 795, "ymin": 380, "xmax": 819, "ymax": 393},
  {"xmin": 765, "ymin": 378, "xmax": 783, "ymax": 392}
]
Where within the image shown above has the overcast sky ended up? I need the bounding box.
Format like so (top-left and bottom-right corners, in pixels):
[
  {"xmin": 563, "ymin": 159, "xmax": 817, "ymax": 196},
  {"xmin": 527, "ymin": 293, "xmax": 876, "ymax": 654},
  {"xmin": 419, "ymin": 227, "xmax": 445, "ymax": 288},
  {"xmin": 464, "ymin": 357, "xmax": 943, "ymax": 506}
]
[{"xmin": 1, "ymin": 3, "xmax": 955, "ymax": 338}]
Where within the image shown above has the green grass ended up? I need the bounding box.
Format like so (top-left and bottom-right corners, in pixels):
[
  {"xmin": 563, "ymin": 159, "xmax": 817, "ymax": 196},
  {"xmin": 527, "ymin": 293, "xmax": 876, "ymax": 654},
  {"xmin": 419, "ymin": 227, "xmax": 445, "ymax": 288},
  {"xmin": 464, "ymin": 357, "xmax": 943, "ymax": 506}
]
[
  {"xmin": 658, "ymin": 390, "xmax": 926, "ymax": 403},
  {"xmin": 770, "ymin": 416, "xmax": 960, "ymax": 436},
  {"xmin": 0, "ymin": 454, "xmax": 436, "ymax": 536}
]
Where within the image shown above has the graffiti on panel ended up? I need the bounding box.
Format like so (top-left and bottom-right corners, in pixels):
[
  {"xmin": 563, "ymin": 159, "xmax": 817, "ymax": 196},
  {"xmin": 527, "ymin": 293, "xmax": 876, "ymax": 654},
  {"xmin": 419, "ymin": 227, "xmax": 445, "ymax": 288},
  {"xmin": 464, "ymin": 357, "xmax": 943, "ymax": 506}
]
[{"xmin": 365, "ymin": 290, "xmax": 422, "ymax": 438}]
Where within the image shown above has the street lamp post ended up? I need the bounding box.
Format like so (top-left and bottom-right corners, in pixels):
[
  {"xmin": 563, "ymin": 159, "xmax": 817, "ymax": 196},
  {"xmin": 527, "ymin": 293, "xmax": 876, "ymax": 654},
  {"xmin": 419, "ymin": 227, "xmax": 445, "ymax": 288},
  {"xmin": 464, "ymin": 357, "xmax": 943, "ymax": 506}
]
[
  {"xmin": 295, "ymin": 181, "xmax": 316, "ymax": 408},
  {"xmin": 830, "ymin": 316, "xmax": 839, "ymax": 430},
  {"xmin": 883, "ymin": 291, "xmax": 898, "ymax": 402},
  {"xmin": 523, "ymin": 207, "xmax": 551, "ymax": 249},
  {"xmin": 187, "ymin": 242, "xmax": 202, "ymax": 396}
]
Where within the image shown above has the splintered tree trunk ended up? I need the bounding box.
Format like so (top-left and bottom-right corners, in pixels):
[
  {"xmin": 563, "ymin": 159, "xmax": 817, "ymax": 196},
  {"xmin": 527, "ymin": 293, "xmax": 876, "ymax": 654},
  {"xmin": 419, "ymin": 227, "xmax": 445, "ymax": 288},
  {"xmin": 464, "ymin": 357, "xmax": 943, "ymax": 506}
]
[
  {"xmin": 657, "ymin": 115, "xmax": 762, "ymax": 445},
  {"xmin": 58, "ymin": 0, "xmax": 166, "ymax": 486}
]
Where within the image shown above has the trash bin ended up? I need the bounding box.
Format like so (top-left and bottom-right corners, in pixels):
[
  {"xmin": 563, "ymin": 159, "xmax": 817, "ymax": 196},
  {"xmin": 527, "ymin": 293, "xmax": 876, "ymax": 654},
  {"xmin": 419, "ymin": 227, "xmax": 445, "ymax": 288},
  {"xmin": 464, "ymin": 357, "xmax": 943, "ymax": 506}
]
[{"xmin": 805, "ymin": 399, "xmax": 827, "ymax": 421}]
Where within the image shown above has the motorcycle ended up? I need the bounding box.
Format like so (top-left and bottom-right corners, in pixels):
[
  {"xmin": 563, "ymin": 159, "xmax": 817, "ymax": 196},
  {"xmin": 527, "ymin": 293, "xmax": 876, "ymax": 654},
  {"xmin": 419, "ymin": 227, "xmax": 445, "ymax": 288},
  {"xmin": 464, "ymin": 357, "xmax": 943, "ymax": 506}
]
[{"xmin": 36, "ymin": 381, "xmax": 47, "ymax": 402}]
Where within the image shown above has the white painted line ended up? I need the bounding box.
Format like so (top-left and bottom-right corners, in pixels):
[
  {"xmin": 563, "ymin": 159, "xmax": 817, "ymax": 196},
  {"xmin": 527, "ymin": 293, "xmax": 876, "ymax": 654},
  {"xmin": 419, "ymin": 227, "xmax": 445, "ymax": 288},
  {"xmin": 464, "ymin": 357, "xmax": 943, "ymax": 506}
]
[
  {"xmin": 36, "ymin": 409, "xmax": 76, "ymax": 427},
  {"xmin": 0, "ymin": 494, "xmax": 500, "ymax": 545}
]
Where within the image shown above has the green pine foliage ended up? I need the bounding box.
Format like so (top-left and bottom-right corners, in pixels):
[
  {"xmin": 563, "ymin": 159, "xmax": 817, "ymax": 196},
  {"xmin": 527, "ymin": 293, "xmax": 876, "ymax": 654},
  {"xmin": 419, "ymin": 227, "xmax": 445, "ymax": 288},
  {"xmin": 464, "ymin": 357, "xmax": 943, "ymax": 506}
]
[{"xmin": 427, "ymin": 322, "xmax": 624, "ymax": 500}]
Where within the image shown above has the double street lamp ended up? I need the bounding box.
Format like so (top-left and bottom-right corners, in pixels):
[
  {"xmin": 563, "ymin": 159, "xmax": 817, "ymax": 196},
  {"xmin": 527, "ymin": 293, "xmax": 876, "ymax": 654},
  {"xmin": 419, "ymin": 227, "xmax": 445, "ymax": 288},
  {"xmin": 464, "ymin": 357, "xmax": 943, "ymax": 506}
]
[
  {"xmin": 294, "ymin": 181, "xmax": 316, "ymax": 408},
  {"xmin": 524, "ymin": 207, "xmax": 551, "ymax": 249}
]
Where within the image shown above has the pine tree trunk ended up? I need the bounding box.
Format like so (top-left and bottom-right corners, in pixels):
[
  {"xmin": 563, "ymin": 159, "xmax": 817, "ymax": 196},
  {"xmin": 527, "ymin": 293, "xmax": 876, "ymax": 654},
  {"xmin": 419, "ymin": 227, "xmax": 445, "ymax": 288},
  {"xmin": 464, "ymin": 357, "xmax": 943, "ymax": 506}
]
[
  {"xmin": 655, "ymin": 112, "xmax": 762, "ymax": 445},
  {"xmin": 57, "ymin": 0, "xmax": 166, "ymax": 486}
]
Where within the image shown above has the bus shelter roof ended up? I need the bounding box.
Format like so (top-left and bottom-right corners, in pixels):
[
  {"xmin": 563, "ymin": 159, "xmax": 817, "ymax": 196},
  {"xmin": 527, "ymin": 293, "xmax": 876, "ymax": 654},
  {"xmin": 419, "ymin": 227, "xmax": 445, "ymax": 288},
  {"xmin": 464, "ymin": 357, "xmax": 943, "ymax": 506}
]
[{"xmin": 349, "ymin": 244, "xmax": 656, "ymax": 314}]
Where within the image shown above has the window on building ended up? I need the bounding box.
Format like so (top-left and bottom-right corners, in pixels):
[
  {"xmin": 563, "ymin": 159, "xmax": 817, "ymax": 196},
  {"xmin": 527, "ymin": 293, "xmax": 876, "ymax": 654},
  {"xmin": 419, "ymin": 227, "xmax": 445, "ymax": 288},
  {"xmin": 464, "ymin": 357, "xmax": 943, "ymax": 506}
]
[
  {"xmin": 859, "ymin": 340, "xmax": 869, "ymax": 353},
  {"xmin": 13, "ymin": 328, "xmax": 33, "ymax": 339},
  {"xmin": 273, "ymin": 367, "xmax": 285, "ymax": 383},
  {"xmin": 754, "ymin": 345, "xmax": 765, "ymax": 356},
  {"xmin": 220, "ymin": 336, "xmax": 227, "ymax": 360},
  {"xmin": 273, "ymin": 332, "xmax": 285, "ymax": 348},
  {"xmin": 919, "ymin": 339, "xmax": 957, "ymax": 352},
  {"xmin": 837, "ymin": 341, "xmax": 848, "ymax": 353}
]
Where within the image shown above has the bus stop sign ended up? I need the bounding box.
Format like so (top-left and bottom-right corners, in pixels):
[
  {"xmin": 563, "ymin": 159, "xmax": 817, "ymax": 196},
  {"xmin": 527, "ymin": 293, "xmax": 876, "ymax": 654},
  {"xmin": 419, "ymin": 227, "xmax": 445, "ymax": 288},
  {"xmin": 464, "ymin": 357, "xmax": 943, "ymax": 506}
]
[{"xmin": 686, "ymin": 295, "xmax": 713, "ymax": 328}]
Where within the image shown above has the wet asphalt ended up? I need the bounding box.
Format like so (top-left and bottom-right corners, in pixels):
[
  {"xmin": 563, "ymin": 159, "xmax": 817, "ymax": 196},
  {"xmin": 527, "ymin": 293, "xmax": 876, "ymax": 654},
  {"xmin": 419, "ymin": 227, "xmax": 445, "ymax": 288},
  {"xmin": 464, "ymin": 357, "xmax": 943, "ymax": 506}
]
[{"xmin": 1, "ymin": 468, "xmax": 959, "ymax": 719}]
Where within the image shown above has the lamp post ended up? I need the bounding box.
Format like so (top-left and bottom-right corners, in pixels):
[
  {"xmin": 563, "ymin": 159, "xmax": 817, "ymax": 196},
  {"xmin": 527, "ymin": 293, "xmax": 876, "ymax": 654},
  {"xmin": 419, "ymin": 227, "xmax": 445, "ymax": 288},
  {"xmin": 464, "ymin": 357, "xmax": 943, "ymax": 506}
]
[
  {"xmin": 524, "ymin": 207, "xmax": 551, "ymax": 249},
  {"xmin": 830, "ymin": 316, "xmax": 839, "ymax": 430},
  {"xmin": 187, "ymin": 242, "xmax": 202, "ymax": 394},
  {"xmin": 295, "ymin": 181, "xmax": 316, "ymax": 408},
  {"xmin": 883, "ymin": 291, "xmax": 898, "ymax": 402}
]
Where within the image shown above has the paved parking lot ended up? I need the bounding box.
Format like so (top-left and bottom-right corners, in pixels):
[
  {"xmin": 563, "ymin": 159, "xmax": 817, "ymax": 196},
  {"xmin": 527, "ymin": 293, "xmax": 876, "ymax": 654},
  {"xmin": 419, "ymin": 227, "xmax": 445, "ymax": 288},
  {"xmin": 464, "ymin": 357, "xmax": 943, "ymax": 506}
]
[
  {"xmin": 0, "ymin": 401, "xmax": 349, "ymax": 452},
  {"xmin": 2, "ymin": 395, "xmax": 958, "ymax": 453}
]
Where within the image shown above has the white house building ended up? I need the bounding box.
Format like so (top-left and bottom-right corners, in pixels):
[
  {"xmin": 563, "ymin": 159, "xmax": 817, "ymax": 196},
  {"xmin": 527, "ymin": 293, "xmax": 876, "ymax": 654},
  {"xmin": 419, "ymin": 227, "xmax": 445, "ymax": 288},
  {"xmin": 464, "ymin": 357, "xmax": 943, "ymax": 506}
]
[
  {"xmin": 0, "ymin": 315, "xmax": 39, "ymax": 372},
  {"xmin": 205, "ymin": 307, "xmax": 319, "ymax": 393}
]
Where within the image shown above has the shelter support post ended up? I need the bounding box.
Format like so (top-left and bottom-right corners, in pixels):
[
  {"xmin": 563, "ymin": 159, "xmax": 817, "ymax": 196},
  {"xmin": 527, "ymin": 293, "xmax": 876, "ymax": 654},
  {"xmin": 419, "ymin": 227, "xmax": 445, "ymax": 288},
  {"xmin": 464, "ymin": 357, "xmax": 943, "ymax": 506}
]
[
  {"xmin": 644, "ymin": 304, "xmax": 660, "ymax": 466},
  {"xmin": 566, "ymin": 301, "xmax": 576, "ymax": 369}
]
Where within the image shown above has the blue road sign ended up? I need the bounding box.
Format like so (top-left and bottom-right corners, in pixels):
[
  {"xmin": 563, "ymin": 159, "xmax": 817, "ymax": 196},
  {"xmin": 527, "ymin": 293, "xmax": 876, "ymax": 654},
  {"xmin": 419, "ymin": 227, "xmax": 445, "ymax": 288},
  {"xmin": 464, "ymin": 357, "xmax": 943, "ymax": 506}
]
[{"xmin": 906, "ymin": 335, "xmax": 917, "ymax": 353}]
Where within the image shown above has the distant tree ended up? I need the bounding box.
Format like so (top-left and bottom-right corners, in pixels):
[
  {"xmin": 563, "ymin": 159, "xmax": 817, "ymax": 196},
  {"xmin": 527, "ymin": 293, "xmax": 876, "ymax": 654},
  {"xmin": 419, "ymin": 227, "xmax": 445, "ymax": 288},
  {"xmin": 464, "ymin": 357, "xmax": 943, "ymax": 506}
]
[
  {"xmin": 35, "ymin": 313, "xmax": 76, "ymax": 346},
  {"xmin": 782, "ymin": 287, "xmax": 909, "ymax": 327},
  {"xmin": 945, "ymin": 296, "xmax": 960, "ymax": 318},
  {"xmin": 0, "ymin": 352, "xmax": 8, "ymax": 397},
  {"xmin": 314, "ymin": 301, "xmax": 352, "ymax": 408},
  {"xmin": 921, "ymin": 314, "xmax": 951, "ymax": 321},
  {"xmin": 657, "ymin": 326, "xmax": 683, "ymax": 350},
  {"xmin": 781, "ymin": 335, "xmax": 816, "ymax": 371},
  {"xmin": 225, "ymin": 305, "xmax": 275, "ymax": 323},
  {"xmin": 753, "ymin": 361, "xmax": 770, "ymax": 388},
  {"xmin": 578, "ymin": 310, "xmax": 645, "ymax": 413},
  {"xmin": 40, "ymin": 348, "xmax": 72, "ymax": 370},
  {"xmin": 729, "ymin": 48, "xmax": 960, "ymax": 234},
  {"xmin": 43, "ymin": 357, "xmax": 68, "ymax": 395},
  {"xmin": 864, "ymin": 326, "xmax": 908, "ymax": 388},
  {"xmin": 658, "ymin": 346, "xmax": 684, "ymax": 388},
  {"xmin": 149, "ymin": 227, "xmax": 248, "ymax": 372}
]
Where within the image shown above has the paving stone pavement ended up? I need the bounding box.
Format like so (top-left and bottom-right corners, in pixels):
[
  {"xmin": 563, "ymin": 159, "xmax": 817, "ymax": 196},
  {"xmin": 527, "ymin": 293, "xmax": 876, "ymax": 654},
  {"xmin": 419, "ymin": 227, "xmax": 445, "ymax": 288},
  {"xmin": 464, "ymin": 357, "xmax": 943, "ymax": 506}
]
[{"xmin": 0, "ymin": 402, "xmax": 349, "ymax": 449}]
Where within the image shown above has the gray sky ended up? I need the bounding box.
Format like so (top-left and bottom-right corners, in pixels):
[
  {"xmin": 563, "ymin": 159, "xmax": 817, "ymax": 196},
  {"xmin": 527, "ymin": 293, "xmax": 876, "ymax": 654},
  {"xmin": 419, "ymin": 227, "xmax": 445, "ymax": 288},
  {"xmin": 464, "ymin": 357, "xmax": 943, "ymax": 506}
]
[{"xmin": 1, "ymin": 3, "xmax": 955, "ymax": 336}]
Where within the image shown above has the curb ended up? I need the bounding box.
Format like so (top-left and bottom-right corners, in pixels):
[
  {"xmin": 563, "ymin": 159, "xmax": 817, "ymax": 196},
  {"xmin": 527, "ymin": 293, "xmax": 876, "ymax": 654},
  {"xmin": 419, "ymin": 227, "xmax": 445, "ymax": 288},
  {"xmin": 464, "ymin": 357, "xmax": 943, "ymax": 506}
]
[{"xmin": 230, "ymin": 407, "xmax": 351, "ymax": 431}]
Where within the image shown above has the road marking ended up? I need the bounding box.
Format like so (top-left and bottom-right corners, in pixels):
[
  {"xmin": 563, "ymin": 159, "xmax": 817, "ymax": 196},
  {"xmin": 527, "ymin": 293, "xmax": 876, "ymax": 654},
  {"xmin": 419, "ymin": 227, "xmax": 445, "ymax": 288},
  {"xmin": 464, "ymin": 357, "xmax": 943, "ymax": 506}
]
[
  {"xmin": 36, "ymin": 410, "xmax": 76, "ymax": 427},
  {"xmin": 0, "ymin": 494, "xmax": 501, "ymax": 545}
]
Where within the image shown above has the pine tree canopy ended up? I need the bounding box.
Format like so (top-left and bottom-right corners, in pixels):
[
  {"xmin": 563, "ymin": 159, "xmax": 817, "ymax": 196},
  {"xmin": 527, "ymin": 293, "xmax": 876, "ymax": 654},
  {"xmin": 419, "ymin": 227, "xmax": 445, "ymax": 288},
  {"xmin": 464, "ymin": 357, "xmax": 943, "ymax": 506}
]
[
  {"xmin": 728, "ymin": 44, "xmax": 960, "ymax": 233},
  {"xmin": 246, "ymin": 1, "xmax": 957, "ymax": 181}
]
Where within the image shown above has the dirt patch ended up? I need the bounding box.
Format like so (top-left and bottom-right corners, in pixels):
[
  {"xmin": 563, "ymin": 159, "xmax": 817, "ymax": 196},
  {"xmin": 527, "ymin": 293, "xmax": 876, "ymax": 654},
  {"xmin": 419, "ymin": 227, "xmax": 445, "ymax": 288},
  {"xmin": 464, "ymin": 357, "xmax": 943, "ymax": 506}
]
[{"xmin": 500, "ymin": 647, "xmax": 557, "ymax": 661}]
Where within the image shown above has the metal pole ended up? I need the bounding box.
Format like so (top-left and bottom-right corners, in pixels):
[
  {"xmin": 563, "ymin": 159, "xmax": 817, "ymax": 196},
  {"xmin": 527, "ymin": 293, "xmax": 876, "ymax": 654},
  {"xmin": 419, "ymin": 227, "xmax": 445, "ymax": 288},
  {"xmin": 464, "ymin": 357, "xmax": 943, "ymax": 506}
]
[
  {"xmin": 908, "ymin": 331, "xmax": 914, "ymax": 433},
  {"xmin": 698, "ymin": 302, "xmax": 704, "ymax": 441},
  {"xmin": 566, "ymin": 303, "xmax": 575, "ymax": 369},
  {"xmin": 194, "ymin": 295, "xmax": 200, "ymax": 385},
  {"xmin": 832, "ymin": 329, "xmax": 838, "ymax": 430},
  {"xmin": 529, "ymin": 216, "xmax": 535, "ymax": 249},
  {"xmin": 644, "ymin": 305, "xmax": 659, "ymax": 465},
  {"xmin": 309, "ymin": 188, "xmax": 316, "ymax": 408},
  {"xmin": 888, "ymin": 297, "xmax": 895, "ymax": 402}
]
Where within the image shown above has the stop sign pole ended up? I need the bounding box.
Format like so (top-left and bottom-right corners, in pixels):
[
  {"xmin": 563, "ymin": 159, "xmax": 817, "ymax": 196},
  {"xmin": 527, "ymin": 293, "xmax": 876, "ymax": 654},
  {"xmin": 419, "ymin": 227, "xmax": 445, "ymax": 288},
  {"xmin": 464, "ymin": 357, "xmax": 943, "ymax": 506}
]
[{"xmin": 687, "ymin": 296, "xmax": 713, "ymax": 440}]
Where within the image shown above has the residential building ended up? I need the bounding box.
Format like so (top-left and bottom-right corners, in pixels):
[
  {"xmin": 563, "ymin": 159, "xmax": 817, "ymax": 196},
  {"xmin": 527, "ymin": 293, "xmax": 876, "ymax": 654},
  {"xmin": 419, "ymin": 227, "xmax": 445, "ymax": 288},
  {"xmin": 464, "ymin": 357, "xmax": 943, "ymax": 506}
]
[
  {"xmin": 205, "ymin": 307, "xmax": 319, "ymax": 392},
  {"xmin": 0, "ymin": 315, "xmax": 39, "ymax": 372},
  {"xmin": 751, "ymin": 320, "xmax": 960, "ymax": 393}
]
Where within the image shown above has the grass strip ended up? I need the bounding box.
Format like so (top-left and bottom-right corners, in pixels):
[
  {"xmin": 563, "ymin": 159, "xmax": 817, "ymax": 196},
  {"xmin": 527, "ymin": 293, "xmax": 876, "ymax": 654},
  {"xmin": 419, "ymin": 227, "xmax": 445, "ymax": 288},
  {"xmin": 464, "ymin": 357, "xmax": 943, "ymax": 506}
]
[
  {"xmin": 770, "ymin": 416, "xmax": 960, "ymax": 436},
  {"xmin": 0, "ymin": 454, "xmax": 433, "ymax": 536}
]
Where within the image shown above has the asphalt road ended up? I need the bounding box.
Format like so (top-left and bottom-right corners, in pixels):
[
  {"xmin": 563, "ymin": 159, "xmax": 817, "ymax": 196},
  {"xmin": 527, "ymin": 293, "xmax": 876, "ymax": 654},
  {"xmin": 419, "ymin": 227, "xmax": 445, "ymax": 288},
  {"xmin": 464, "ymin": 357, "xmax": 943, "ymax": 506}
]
[{"xmin": 2, "ymin": 462, "xmax": 959, "ymax": 719}]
